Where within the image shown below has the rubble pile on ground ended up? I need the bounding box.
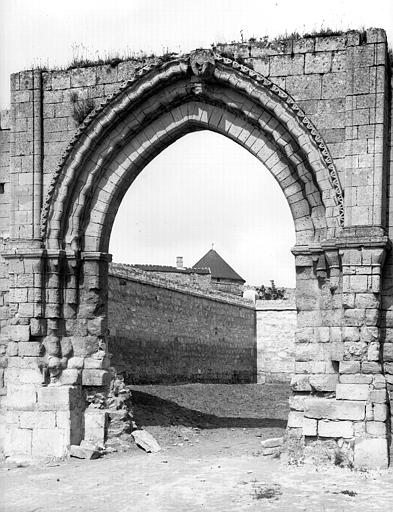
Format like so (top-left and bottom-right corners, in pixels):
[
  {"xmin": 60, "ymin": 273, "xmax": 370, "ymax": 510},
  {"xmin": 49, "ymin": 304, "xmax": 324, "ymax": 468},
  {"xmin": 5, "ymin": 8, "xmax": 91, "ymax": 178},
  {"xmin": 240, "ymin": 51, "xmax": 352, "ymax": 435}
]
[{"xmin": 86, "ymin": 370, "xmax": 138, "ymax": 452}]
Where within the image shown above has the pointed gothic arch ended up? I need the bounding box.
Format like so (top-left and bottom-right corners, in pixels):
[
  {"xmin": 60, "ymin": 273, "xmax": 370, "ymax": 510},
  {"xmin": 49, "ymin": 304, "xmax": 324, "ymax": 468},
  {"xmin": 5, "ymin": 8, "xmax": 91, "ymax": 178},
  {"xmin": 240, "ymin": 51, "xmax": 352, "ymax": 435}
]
[{"xmin": 41, "ymin": 50, "xmax": 344, "ymax": 253}]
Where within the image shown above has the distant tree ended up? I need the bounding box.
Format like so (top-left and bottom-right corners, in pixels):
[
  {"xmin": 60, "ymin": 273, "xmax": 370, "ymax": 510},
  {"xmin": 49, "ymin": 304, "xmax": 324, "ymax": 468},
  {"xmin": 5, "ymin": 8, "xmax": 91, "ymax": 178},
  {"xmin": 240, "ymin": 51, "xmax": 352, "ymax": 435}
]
[{"xmin": 256, "ymin": 280, "xmax": 285, "ymax": 300}]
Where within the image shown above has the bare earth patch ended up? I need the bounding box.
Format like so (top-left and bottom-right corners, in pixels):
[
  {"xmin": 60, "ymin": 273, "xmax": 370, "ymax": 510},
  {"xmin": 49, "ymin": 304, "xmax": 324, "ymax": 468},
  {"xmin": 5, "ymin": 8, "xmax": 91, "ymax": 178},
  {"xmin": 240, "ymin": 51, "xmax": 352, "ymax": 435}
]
[{"xmin": 1, "ymin": 384, "xmax": 392, "ymax": 511}]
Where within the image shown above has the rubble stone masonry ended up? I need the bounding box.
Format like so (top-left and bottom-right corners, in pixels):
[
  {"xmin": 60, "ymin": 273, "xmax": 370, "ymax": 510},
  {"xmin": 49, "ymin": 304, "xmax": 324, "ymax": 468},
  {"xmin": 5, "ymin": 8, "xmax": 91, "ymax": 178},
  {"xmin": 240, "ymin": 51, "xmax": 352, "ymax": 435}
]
[
  {"xmin": 0, "ymin": 28, "xmax": 392, "ymax": 467},
  {"xmin": 107, "ymin": 264, "xmax": 256, "ymax": 384},
  {"xmin": 256, "ymin": 293, "xmax": 296, "ymax": 383}
]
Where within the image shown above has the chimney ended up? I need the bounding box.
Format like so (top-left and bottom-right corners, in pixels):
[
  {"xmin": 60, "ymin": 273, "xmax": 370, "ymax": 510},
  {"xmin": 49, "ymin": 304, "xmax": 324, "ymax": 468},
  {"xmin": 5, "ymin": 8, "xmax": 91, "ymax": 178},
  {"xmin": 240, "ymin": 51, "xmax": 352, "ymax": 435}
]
[{"xmin": 176, "ymin": 256, "xmax": 184, "ymax": 269}]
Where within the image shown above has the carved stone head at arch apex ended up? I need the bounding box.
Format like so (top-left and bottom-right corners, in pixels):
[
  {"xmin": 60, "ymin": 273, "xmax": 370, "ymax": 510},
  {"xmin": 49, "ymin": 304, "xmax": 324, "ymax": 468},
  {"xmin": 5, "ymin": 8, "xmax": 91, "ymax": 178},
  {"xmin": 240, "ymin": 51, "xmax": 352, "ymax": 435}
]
[{"xmin": 189, "ymin": 49, "xmax": 216, "ymax": 78}]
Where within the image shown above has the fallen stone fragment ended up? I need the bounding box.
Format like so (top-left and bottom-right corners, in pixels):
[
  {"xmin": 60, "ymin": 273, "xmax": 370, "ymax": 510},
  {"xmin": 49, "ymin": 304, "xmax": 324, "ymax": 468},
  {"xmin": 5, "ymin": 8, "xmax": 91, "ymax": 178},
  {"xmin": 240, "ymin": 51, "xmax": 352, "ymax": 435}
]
[
  {"xmin": 131, "ymin": 429, "xmax": 161, "ymax": 453},
  {"xmin": 262, "ymin": 446, "xmax": 281, "ymax": 456},
  {"xmin": 69, "ymin": 445, "xmax": 101, "ymax": 460},
  {"xmin": 80, "ymin": 440, "xmax": 103, "ymax": 452},
  {"xmin": 260, "ymin": 437, "xmax": 283, "ymax": 449}
]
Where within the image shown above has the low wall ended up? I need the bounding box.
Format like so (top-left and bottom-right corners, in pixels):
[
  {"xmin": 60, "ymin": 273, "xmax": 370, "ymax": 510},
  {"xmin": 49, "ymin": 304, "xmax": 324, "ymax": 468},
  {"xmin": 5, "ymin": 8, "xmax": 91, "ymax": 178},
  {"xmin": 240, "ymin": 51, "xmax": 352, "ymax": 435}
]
[
  {"xmin": 256, "ymin": 295, "xmax": 296, "ymax": 383},
  {"xmin": 107, "ymin": 264, "xmax": 257, "ymax": 384}
]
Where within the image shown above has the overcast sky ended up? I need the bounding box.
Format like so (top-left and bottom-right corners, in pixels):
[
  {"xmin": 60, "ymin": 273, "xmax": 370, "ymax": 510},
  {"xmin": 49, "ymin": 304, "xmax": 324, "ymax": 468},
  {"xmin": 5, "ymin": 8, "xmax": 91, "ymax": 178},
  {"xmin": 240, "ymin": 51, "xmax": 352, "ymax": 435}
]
[{"xmin": 1, "ymin": 1, "xmax": 392, "ymax": 286}]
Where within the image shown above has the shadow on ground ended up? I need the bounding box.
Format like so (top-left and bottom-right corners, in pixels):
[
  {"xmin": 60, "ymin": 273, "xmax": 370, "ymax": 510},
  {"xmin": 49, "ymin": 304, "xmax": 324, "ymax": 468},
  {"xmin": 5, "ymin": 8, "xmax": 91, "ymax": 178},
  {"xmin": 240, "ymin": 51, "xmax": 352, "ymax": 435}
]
[{"xmin": 131, "ymin": 390, "xmax": 287, "ymax": 429}]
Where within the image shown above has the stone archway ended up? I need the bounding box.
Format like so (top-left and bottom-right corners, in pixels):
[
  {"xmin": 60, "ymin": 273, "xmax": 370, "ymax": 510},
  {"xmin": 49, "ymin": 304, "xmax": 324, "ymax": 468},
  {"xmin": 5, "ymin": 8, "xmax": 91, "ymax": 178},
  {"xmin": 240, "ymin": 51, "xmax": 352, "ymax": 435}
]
[{"xmin": 2, "ymin": 47, "xmax": 390, "ymax": 468}]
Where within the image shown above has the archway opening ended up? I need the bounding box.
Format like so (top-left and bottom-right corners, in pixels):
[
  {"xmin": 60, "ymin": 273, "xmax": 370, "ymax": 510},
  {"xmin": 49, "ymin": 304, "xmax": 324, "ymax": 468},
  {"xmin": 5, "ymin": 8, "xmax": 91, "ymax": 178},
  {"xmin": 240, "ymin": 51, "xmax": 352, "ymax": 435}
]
[{"xmin": 107, "ymin": 130, "xmax": 295, "ymax": 449}]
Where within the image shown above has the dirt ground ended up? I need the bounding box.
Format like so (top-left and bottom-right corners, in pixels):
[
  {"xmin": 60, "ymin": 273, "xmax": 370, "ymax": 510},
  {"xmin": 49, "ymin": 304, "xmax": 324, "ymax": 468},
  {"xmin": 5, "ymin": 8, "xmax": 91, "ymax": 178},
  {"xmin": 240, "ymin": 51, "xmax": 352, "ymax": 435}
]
[{"xmin": 1, "ymin": 383, "xmax": 393, "ymax": 511}]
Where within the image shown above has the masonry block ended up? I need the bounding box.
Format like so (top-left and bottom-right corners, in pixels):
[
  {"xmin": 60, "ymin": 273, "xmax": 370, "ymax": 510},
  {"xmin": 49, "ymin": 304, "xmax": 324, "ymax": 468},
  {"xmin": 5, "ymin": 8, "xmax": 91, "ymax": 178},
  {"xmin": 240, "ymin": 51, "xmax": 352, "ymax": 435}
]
[
  {"xmin": 366, "ymin": 421, "xmax": 387, "ymax": 437},
  {"xmin": 339, "ymin": 361, "xmax": 360, "ymax": 374},
  {"xmin": 82, "ymin": 369, "xmax": 110, "ymax": 387},
  {"xmin": 18, "ymin": 341, "xmax": 43, "ymax": 357},
  {"xmin": 309, "ymin": 374, "xmax": 338, "ymax": 392},
  {"xmin": 354, "ymin": 438, "xmax": 388, "ymax": 469},
  {"xmin": 336, "ymin": 384, "xmax": 369, "ymax": 401},
  {"xmin": 318, "ymin": 420, "xmax": 353, "ymax": 438},
  {"xmin": 302, "ymin": 417, "xmax": 317, "ymax": 436},
  {"xmin": 38, "ymin": 385, "xmax": 80, "ymax": 411},
  {"xmin": 305, "ymin": 398, "xmax": 365, "ymax": 421},
  {"xmin": 8, "ymin": 325, "xmax": 30, "ymax": 342},
  {"xmin": 5, "ymin": 425, "xmax": 32, "ymax": 457},
  {"xmin": 6, "ymin": 384, "xmax": 37, "ymax": 410},
  {"xmin": 31, "ymin": 428, "xmax": 69, "ymax": 458}
]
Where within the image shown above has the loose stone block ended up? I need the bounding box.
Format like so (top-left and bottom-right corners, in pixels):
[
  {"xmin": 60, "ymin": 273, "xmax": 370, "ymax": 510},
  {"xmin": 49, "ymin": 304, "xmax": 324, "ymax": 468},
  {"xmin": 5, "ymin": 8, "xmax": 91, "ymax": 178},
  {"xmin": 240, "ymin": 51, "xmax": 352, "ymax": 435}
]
[
  {"xmin": 336, "ymin": 384, "xmax": 369, "ymax": 401},
  {"xmin": 354, "ymin": 438, "xmax": 388, "ymax": 469},
  {"xmin": 318, "ymin": 420, "xmax": 353, "ymax": 438},
  {"xmin": 70, "ymin": 444, "xmax": 101, "ymax": 459},
  {"xmin": 260, "ymin": 437, "xmax": 283, "ymax": 449}
]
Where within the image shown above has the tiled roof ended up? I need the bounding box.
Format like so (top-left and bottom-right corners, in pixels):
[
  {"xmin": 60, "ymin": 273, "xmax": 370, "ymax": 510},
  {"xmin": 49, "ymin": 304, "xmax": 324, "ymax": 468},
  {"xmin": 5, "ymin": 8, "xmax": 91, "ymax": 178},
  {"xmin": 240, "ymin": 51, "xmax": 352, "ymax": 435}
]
[
  {"xmin": 131, "ymin": 264, "xmax": 210, "ymax": 275},
  {"xmin": 192, "ymin": 249, "xmax": 245, "ymax": 283}
]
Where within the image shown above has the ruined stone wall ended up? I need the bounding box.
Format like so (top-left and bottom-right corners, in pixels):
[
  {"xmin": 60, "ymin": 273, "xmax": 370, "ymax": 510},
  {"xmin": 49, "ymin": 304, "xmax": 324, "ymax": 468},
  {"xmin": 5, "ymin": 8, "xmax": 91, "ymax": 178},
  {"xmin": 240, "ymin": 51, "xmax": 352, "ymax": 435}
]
[
  {"xmin": 1, "ymin": 29, "xmax": 393, "ymax": 466},
  {"xmin": 381, "ymin": 70, "xmax": 393, "ymax": 454},
  {"xmin": 107, "ymin": 265, "xmax": 256, "ymax": 384},
  {"xmin": 6, "ymin": 31, "xmax": 381, "ymax": 208},
  {"xmin": 131, "ymin": 267, "xmax": 212, "ymax": 289},
  {"xmin": 256, "ymin": 295, "xmax": 296, "ymax": 383},
  {"xmin": 0, "ymin": 110, "xmax": 10, "ymax": 409}
]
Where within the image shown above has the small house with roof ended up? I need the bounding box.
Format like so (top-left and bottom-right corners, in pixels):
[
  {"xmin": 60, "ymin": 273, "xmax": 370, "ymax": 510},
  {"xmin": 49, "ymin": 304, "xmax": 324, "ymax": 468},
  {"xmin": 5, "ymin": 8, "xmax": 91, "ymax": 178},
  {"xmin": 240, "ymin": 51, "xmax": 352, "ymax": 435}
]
[{"xmin": 193, "ymin": 248, "xmax": 245, "ymax": 296}]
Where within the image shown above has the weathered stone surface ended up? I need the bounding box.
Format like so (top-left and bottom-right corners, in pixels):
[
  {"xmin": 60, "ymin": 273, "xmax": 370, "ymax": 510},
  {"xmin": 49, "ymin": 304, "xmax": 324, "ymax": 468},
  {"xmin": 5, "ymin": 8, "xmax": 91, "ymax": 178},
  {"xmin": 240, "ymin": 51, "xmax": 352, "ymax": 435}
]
[
  {"xmin": 131, "ymin": 429, "xmax": 161, "ymax": 453},
  {"xmin": 318, "ymin": 420, "xmax": 353, "ymax": 438},
  {"xmin": 260, "ymin": 437, "xmax": 283, "ymax": 449},
  {"xmin": 38, "ymin": 385, "xmax": 80, "ymax": 411},
  {"xmin": 70, "ymin": 444, "xmax": 101, "ymax": 459},
  {"xmin": 82, "ymin": 369, "xmax": 110, "ymax": 387},
  {"xmin": 305, "ymin": 398, "xmax": 365, "ymax": 421},
  {"xmin": 1, "ymin": 31, "xmax": 392, "ymax": 468},
  {"xmin": 354, "ymin": 438, "xmax": 388, "ymax": 469},
  {"xmin": 339, "ymin": 361, "xmax": 360, "ymax": 374},
  {"xmin": 32, "ymin": 428, "xmax": 69, "ymax": 458},
  {"xmin": 303, "ymin": 417, "xmax": 317, "ymax": 436},
  {"xmin": 336, "ymin": 384, "xmax": 369, "ymax": 401},
  {"xmin": 339, "ymin": 374, "xmax": 373, "ymax": 384},
  {"xmin": 366, "ymin": 421, "xmax": 386, "ymax": 437},
  {"xmin": 309, "ymin": 374, "xmax": 338, "ymax": 392}
]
